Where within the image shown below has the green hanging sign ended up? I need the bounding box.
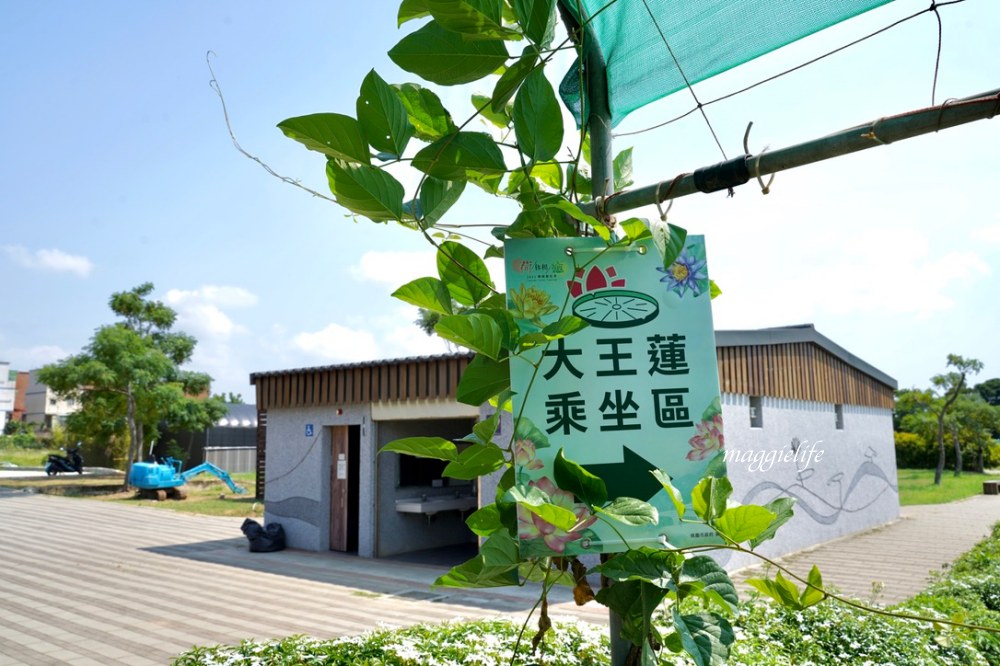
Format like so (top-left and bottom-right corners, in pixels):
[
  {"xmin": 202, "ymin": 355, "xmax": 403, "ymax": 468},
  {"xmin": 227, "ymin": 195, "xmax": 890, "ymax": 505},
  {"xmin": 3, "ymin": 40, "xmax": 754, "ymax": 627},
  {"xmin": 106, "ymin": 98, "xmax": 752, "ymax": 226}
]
[{"xmin": 506, "ymin": 235, "xmax": 726, "ymax": 556}]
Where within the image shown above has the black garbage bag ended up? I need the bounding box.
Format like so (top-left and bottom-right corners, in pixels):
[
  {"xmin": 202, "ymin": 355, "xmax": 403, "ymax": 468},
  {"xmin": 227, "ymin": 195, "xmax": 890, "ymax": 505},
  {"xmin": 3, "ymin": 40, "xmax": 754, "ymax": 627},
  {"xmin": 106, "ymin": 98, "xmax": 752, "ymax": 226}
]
[{"xmin": 241, "ymin": 518, "xmax": 286, "ymax": 552}]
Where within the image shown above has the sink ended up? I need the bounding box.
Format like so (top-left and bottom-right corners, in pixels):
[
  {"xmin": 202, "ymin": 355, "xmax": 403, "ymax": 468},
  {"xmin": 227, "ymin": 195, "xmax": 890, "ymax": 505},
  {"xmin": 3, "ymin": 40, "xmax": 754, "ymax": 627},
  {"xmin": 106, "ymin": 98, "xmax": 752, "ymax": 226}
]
[{"xmin": 395, "ymin": 496, "xmax": 477, "ymax": 515}]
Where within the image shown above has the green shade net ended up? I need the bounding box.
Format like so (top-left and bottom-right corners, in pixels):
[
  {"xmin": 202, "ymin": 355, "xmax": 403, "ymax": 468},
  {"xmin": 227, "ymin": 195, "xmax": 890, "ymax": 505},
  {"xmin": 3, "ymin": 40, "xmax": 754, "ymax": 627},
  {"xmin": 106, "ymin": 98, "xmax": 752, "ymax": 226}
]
[{"xmin": 560, "ymin": 0, "xmax": 896, "ymax": 127}]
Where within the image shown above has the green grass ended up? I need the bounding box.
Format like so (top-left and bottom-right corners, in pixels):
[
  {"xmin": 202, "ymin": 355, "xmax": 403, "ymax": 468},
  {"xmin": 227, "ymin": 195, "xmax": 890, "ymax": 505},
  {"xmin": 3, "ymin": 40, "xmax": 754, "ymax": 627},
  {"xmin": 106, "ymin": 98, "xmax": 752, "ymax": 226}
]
[
  {"xmin": 0, "ymin": 445, "xmax": 58, "ymax": 468},
  {"xmin": 896, "ymin": 467, "xmax": 997, "ymax": 506},
  {"xmin": 90, "ymin": 472, "xmax": 261, "ymax": 518}
]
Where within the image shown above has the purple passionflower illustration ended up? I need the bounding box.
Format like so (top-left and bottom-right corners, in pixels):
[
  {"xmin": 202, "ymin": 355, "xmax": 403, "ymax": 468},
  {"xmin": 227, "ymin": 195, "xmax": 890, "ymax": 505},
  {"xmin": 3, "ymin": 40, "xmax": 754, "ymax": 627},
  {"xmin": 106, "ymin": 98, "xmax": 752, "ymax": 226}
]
[{"xmin": 657, "ymin": 250, "xmax": 708, "ymax": 297}]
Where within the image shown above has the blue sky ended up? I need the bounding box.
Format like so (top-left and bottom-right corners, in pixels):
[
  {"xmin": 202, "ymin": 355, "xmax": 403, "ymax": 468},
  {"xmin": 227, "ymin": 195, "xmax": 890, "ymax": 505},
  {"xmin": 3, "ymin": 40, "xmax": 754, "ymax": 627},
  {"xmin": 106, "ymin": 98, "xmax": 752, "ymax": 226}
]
[{"xmin": 1, "ymin": 0, "xmax": 997, "ymax": 399}]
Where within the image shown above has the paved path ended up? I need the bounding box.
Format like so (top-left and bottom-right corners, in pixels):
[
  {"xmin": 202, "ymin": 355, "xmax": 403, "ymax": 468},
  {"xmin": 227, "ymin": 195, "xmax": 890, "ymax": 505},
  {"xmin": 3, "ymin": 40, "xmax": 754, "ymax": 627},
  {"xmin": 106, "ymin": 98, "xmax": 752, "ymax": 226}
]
[
  {"xmin": 0, "ymin": 489, "xmax": 604, "ymax": 666},
  {"xmin": 1, "ymin": 489, "xmax": 999, "ymax": 665},
  {"xmin": 730, "ymin": 495, "xmax": 1000, "ymax": 605}
]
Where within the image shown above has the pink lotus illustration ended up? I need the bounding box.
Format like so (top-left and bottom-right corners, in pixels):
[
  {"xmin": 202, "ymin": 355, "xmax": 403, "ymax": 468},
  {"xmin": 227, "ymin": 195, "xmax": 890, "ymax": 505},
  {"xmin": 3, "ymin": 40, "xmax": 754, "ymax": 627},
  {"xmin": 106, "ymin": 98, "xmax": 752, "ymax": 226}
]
[
  {"xmin": 517, "ymin": 476, "xmax": 597, "ymax": 553},
  {"xmin": 687, "ymin": 413, "xmax": 725, "ymax": 461}
]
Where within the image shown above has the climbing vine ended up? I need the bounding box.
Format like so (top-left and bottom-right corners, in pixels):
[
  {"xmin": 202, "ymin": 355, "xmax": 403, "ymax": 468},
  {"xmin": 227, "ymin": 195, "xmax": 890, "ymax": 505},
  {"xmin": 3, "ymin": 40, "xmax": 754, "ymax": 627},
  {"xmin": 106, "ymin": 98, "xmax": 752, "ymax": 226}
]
[{"xmin": 268, "ymin": 2, "xmax": 999, "ymax": 665}]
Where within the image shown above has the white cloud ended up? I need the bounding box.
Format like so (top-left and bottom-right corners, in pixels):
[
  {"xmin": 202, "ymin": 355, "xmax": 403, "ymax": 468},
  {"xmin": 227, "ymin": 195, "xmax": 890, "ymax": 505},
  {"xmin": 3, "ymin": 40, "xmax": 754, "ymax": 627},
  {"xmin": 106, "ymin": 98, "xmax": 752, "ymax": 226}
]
[
  {"xmin": 3, "ymin": 245, "xmax": 93, "ymax": 277},
  {"xmin": 350, "ymin": 249, "xmax": 507, "ymax": 296},
  {"xmin": 165, "ymin": 285, "xmax": 258, "ymax": 340},
  {"xmin": 292, "ymin": 323, "xmax": 380, "ymax": 362},
  {"xmin": 165, "ymin": 285, "xmax": 258, "ymax": 308},
  {"xmin": 970, "ymin": 223, "xmax": 1000, "ymax": 245},
  {"xmin": 349, "ymin": 250, "xmax": 437, "ymax": 288},
  {"xmin": 9, "ymin": 345, "xmax": 71, "ymax": 370},
  {"xmin": 710, "ymin": 228, "xmax": 992, "ymax": 327}
]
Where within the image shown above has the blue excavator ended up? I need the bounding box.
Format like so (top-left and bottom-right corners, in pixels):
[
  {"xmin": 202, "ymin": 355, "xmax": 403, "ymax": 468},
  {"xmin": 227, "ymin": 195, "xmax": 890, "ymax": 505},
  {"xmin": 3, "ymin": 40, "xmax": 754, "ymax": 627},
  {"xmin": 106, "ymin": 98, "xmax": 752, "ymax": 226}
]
[{"xmin": 128, "ymin": 456, "xmax": 246, "ymax": 500}]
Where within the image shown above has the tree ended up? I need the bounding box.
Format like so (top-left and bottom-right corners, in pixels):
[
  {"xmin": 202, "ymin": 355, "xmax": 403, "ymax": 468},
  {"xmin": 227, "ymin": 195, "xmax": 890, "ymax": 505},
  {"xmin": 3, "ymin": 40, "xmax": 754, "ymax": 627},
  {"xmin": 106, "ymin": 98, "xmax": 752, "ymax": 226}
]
[
  {"xmin": 930, "ymin": 355, "xmax": 983, "ymax": 484},
  {"xmin": 975, "ymin": 378, "xmax": 1000, "ymax": 406},
  {"xmin": 952, "ymin": 394, "xmax": 1000, "ymax": 473},
  {"xmin": 38, "ymin": 283, "xmax": 226, "ymax": 485}
]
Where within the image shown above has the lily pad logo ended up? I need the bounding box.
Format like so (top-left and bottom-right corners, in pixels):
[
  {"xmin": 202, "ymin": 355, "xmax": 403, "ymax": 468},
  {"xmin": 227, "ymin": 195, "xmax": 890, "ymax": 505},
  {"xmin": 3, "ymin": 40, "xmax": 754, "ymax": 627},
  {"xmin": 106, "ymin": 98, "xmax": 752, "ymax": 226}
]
[{"xmin": 568, "ymin": 265, "xmax": 658, "ymax": 328}]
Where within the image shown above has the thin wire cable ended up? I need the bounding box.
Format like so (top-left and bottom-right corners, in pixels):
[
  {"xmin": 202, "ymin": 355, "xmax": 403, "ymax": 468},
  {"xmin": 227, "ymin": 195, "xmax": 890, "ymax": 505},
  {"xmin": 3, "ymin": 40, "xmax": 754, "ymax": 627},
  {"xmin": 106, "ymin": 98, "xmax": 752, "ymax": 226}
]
[
  {"xmin": 930, "ymin": 2, "xmax": 943, "ymax": 105},
  {"xmin": 638, "ymin": 0, "xmax": 728, "ymax": 159},
  {"xmin": 615, "ymin": 0, "xmax": 968, "ymax": 139}
]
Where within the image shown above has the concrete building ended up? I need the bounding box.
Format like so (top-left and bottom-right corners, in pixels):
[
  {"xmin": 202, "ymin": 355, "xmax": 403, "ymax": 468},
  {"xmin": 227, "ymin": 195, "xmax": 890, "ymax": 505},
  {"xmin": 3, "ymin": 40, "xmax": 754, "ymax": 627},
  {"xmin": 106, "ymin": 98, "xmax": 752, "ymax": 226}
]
[
  {"xmin": 0, "ymin": 362, "xmax": 15, "ymax": 431},
  {"xmin": 250, "ymin": 325, "xmax": 898, "ymax": 568},
  {"xmin": 24, "ymin": 369, "xmax": 79, "ymax": 430}
]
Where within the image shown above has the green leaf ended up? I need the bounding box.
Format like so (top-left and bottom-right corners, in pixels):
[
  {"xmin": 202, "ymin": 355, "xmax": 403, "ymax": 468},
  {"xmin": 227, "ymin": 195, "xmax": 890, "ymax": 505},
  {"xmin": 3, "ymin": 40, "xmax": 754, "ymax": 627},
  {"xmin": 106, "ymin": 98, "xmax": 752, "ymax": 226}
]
[
  {"xmin": 672, "ymin": 608, "xmax": 734, "ymax": 666},
  {"xmin": 619, "ymin": 218, "xmax": 651, "ymax": 242},
  {"xmin": 799, "ymin": 565, "xmax": 826, "ymax": 608},
  {"xmin": 512, "ymin": 0, "xmax": 555, "ymax": 46},
  {"xmin": 553, "ymin": 448, "xmax": 607, "ymax": 506},
  {"xmin": 277, "ymin": 113, "xmax": 371, "ymax": 165},
  {"xmin": 393, "ymin": 83, "xmax": 457, "ymax": 142},
  {"xmin": 391, "ymin": 277, "xmax": 454, "ymax": 314},
  {"xmin": 435, "ymin": 313, "xmax": 503, "ymax": 359},
  {"xmin": 709, "ymin": 279, "xmax": 723, "ymax": 299},
  {"xmin": 591, "ymin": 547, "xmax": 682, "ymax": 589},
  {"xmin": 472, "ymin": 410, "xmax": 500, "ymax": 444},
  {"xmin": 389, "ymin": 21, "xmax": 508, "ymax": 86},
  {"xmin": 544, "ymin": 198, "xmax": 601, "ymax": 230},
  {"xmin": 456, "ymin": 354, "xmax": 509, "ymax": 405},
  {"xmin": 443, "ymin": 442, "xmax": 506, "ymax": 479},
  {"xmin": 436, "ymin": 241, "xmax": 494, "ymax": 306},
  {"xmin": 597, "ymin": 497, "xmax": 659, "ymax": 526},
  {"xmin": 566, "ymin": 162, "xmax": 592, "ymax": 199},
  {"xmin": 435, "ymin": 531, "xmax": 520, "ymax": 588},
  {"xmin": 749, "ymin": 497, "xmax": 795, "ymax": 549},
  {"xmin": 542, "ymin": 315, "xmax": 588, "ymax": 338},
  {"xmin": 653, "ymin": 221, "xmax": 689, "ymax": 269},
  {"xmin": 357, "ymin": 70, "xmax": 413, "ymax": 157},
  {"xmin": 472, "ymin": 93, "xmax": 511, "ymax": 128},
  {"xmin": 613, "ymin": 147, "xmax": 634, "ymax": 191},
  {"xmin": 596, "ymin": 580, "xmax": 667, "ymax": 646},
  {"xmin": 413, "ymin": 132, "xmax": 507, "ymax": 181},
  {"xmin": 506, "ymin": 484, "xmax": 579, "ymax": 531},
  {"xmin": 417, "ymin": 177, "xmax": 464, "ymax": 229},
  {"xmin": 691, "ymin": 476, "xmax": 732, "ymax": 523},
  {"xmin": 712, "ymin": 505, "xmax": 776, "ymax": 544},
  {"xmin": 398, "ymin": 0, "xmax": 429, "ymax": 26},
  {"xmin": 679, "ymin": 556, "xmax": 739, "ymax": 609},
  {"xmin": 381, "ymin": 436, "xmax": 458, "ymax": 461},
  {"xmin": 325, "ymin": 160, "xmax": 404, "ymax": 222},
  {"xmin": 491, "ymin": 51, "xmax": 536, "ymax": 113},
  {"xmin": 466, "ymin": 503, "xmax": 503, "ymax": 536},
  {"xmin": 650, "ymin": 469, "xmax": 686, "ymax": 520},
  {"xmin": 747, "ymin": 571, "xmax": 803, "ymax": 609},
  {"xmin": 529, "ymin": 161, "xmax": 562, "ymax": 190},
  {"xmin": 513, "ymin": 68, "xmax": 563, "ymax": 163},
  {"xmin": 425, "ymin": 0, "xmax": 516, "ymax": 40}
]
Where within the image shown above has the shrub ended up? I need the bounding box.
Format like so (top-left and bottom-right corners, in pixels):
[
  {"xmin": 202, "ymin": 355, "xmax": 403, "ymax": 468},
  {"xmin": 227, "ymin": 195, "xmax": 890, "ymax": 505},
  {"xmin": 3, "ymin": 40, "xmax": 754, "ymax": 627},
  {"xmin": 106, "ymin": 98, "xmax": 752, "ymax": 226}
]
[
  {"xmin": 0, "ymin": 432, "xmax": 43, "ymax": 449},
  {"xmin": 173, "ymin": 618, "xmax": 608, "ymax": 666},
  {"xmin": 175, "ymin": 524, "xmax": 1000, "ymax": 666}
]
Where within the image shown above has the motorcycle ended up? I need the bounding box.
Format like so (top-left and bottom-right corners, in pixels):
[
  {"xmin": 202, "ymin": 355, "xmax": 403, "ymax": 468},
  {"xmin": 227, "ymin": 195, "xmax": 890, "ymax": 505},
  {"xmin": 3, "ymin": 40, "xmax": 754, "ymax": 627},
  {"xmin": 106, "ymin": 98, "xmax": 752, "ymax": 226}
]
[{"xmin": 45, "ymin": 445, "xmax": 84, "ymax": 476}]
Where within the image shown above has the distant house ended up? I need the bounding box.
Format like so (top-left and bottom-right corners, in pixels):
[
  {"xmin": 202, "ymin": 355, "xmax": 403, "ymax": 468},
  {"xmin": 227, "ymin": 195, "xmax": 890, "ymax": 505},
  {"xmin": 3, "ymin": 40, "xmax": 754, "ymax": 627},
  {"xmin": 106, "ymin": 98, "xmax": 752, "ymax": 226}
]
[
  {"xmin": 0, "ymin": 362, "xmax": 15, "ymax": 431},
  {"xmin": 12, "ymin": 371, "xmax": 29, "ymax": 423},
  {"xmin": 249, "ymin": 324, "xmax": 898, "ymax": 568},
  {"xmin": 24, "ymin": 369, "xmax": 79, "ymax": 430}
]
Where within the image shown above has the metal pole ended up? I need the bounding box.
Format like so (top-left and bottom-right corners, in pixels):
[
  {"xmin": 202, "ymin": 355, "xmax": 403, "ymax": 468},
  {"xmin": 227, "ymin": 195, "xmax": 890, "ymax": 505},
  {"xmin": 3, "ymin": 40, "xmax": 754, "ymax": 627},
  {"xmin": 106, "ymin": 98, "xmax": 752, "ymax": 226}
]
[
  {"xmin": 579, "ymin": 16, "xmax": 633, "ymax": 666},
  {"xmin": 580, "ymin": 87, "xmax": 1000, "ymax": 218}
]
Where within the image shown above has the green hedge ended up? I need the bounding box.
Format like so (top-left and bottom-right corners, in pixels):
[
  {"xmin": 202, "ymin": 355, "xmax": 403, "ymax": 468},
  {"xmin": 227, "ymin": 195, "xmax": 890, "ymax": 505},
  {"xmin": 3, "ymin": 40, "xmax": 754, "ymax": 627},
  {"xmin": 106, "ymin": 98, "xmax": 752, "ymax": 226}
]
[{"xmin": 175, "ymin": 524, "xmax": 1000, "ymax": 666}]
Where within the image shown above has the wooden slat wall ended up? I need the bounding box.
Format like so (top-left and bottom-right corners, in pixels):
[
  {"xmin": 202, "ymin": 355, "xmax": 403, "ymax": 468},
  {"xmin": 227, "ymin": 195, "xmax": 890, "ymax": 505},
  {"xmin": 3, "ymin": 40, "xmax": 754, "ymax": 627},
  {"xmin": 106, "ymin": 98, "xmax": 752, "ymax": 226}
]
[
  {"xmin": 252, "ymin": 356, "xmax": 474, "ymax": 411},
  {"xmin": 715, "ymin": 343, "xmax": 894, "ymax": 409},
  {"xmin": 254, "ymin": 411, "xmax": 267, "ymax": 501}
]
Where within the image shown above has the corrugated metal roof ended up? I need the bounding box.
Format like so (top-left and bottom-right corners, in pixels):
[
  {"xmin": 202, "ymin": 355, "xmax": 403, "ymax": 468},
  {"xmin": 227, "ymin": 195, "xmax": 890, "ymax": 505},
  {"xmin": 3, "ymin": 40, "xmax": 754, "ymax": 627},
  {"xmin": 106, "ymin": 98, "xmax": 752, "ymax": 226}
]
[
  {"xmin": 714, "ymin": 324, "xmax": 896, "ymax": 389},
  {"xmin": 249, "ymin": 352, "xmax": 474, "ymax": 383}
]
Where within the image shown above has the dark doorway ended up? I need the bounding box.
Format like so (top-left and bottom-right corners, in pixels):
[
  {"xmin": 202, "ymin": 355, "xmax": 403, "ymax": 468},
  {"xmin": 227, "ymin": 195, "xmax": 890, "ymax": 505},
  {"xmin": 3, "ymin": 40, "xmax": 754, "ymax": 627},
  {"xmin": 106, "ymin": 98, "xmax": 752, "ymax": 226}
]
[{"xmin": 330, "ymin": 425, "xmax": 360, "ymax": 552}]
